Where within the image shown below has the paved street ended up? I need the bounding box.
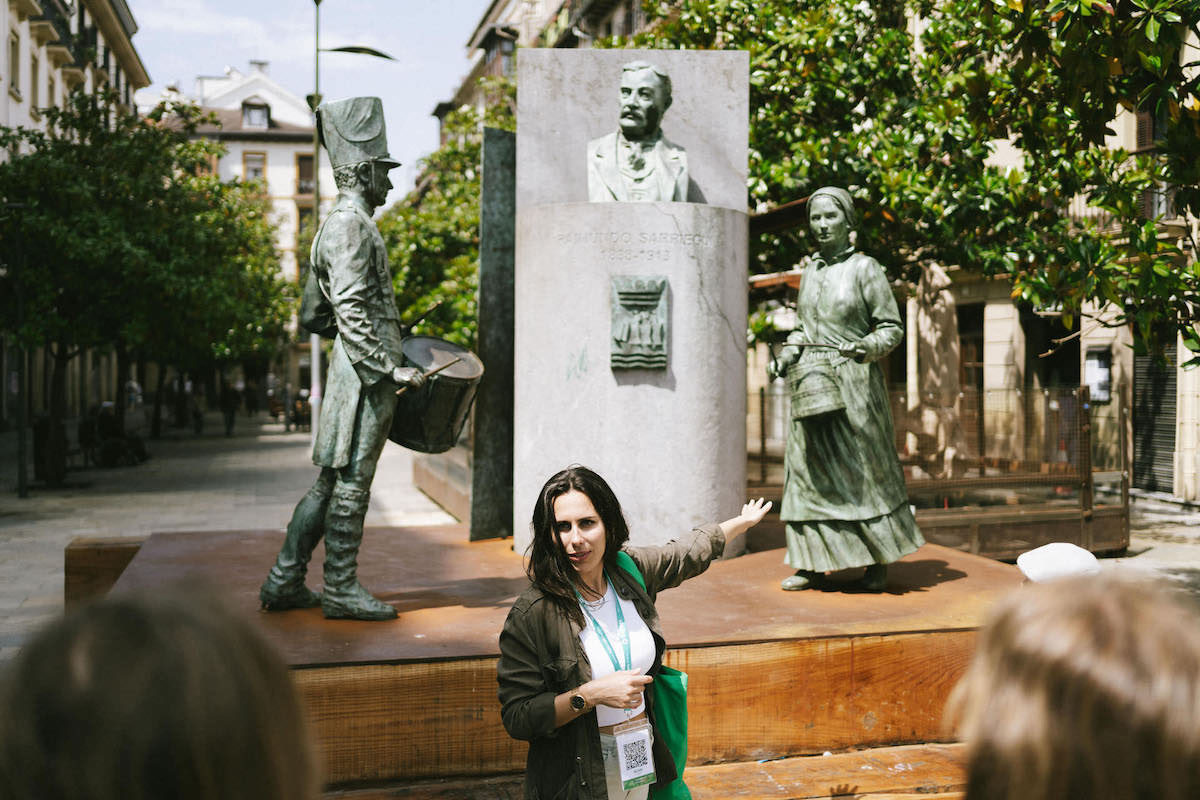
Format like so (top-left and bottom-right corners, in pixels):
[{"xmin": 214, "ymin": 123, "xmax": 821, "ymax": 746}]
[
  {"xmin": 0, "ymin": 410, "xmax": 454, "ymax": 664},
  {"xmin": 3, "ymin": 412, "xmax": 1200, "ymax": 665},
  {"xmin": 1110, "ymin": 494, "xmax": 1200, "ymax": 596}
]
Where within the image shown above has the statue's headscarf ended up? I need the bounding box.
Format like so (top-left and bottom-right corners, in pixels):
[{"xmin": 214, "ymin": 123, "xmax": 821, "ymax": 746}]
[{"xmin": 807, "ymin": 186, "xmax": 859, "ymax": 231}]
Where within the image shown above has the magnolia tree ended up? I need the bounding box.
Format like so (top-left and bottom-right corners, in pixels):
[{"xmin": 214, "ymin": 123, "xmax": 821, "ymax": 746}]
[
  {"xmin": 627, "ymin": 0, "xmax": 1199, "ymax": 360},
  {"xmin": 376, "ymin": 78, "xmax": 516, "ymax": 348}
]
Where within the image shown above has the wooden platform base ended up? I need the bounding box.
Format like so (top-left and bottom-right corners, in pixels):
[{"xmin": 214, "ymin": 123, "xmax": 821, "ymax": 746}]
[
  {"xmin": 111, "ymin": 526, "xmax": 1018, "ymax": 787},
  {"xmin": 324, "ymin": 743, "xmax": 965, "ymax": 800}
]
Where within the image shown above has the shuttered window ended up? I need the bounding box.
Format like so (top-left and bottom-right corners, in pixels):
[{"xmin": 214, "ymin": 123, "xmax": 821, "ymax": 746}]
[{"xmin": 1133, "ymin": 340, "xmax": 1177, "ymax": 493}]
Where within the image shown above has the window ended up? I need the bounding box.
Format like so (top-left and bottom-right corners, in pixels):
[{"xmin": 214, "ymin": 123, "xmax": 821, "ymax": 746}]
[
  {"xmin": 500, "ymin": 37, "xmax": 514, "ymax": 77},
  {"xmin": 298, "ymin": 206, "xmax": 315, "ymax": 247},
  {"xmin": 243, "ymin": 152, "xmax": 266, "ymax": 182},
  {"xmin": 1085, "ymin": 347, "xmax": 1112, "ymax": 404},
  {"xmin": 195, "ymin": 153, "xmax": 217, "ymax": 176},
  {"xmin": 29, "ymin": 53, "xmax": 39, "ymax": 109},
  {"xmin": 242, "ymin": 102, "xmax": 269, "ymax": 129},
  {"xmin": 1135, "ymin": 109, "xmax": 1173, "ymax": 219},
  {"xmin": 8, "ymin": 31, "xmax": 20, "ymax": 100},
  {"xmin": 296, "ymin": 153, "xmax": 314, "ymax": 195},
  {"xmin": 47, "ymin": 74, "xmax": 55, "ymax": 108}
]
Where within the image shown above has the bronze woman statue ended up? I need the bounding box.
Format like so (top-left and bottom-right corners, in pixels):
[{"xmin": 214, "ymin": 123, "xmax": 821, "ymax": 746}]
[{"xmin": 769, "ymin": 186, "xmax": 924, "ymax": 591}]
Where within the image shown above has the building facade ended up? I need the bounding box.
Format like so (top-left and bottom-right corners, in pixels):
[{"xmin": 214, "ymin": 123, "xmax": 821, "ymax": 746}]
[{"xmin": 178, "ymin": 60, "xmax": 335, "ymax": 396}]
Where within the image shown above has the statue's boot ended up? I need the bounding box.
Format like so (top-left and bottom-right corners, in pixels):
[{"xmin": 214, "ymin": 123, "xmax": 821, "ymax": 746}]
[
  {"xmin": 860, "ymin": 563, "xmax": 888, "ymax": 592},
  {"xmin": 260, "ymin": 486, "xmax": 328, "ymax": 610},
  {"xmin": 781, "ymin": 570, "xmax": 822, "ymax": 591},
  {"xmin": 321, "ymin": 487, "xmax": 398, "ymax": 621}
]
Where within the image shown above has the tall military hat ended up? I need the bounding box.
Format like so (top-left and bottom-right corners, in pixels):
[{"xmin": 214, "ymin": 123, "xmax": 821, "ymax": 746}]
[{"xmin": 316, "ymin": 96, "xmax": 401, "ymax": 170}]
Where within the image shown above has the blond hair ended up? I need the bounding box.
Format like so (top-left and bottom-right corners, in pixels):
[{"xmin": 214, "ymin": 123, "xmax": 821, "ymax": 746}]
[{"xmin": 946, "ymin": 576, "xmax": 1200, "ymax": 800}]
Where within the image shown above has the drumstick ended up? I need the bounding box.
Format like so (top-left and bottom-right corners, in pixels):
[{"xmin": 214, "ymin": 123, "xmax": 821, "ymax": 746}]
[
  {"xmin": 401, "ymin": 300, "xmax": 443, "ymax": 335},
  {"xmin": 395, "ymin": 357, "xmax": 463, "ymax": 396}
]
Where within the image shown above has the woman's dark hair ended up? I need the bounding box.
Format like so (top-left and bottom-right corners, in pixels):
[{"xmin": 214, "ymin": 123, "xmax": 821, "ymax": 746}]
[
  {"xmin": 0, "ymin": 584, "xmax": 318, "ymax": 800},
  {"xmin": 528, "ymin": 465, "xmax": 631, "ymax": 626}
]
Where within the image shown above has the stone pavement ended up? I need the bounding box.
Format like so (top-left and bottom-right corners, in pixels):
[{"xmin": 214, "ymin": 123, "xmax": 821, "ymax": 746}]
[
  {"xmin": 0, "ymin": 410, "xmax": 454, "ymax": 664},
  {"xmin": 4, "ymin": 411, "xmax": 1200, "ymax": 665},
  {"xmin": 1108, "ymin": 492, "xmax": 1200, "ymax": 596}
]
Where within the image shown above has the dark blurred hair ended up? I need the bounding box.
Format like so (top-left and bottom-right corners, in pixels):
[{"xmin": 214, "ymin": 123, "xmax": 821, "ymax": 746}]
[
  {"xmin": 946, "ymin": 576, "xmax": 1200, "ymax": 800},
  {"xmin": 0, "ymin": 584, "xmax": 318, "ymax": 800},
  {"xmin": 528, "ymin": 465, "xmax": 631, "ymax": 626}
]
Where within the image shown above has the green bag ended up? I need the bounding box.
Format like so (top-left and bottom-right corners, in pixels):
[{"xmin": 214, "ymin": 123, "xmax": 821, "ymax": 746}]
[{"xmin": 614, "ymin": 551, "xmax": 692, "ymax": 800}]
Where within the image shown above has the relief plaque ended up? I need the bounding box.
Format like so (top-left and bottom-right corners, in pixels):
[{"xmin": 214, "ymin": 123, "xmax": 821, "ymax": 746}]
[{"xmin": 611, "ymin": 276, "xmax": 668, "ymax": 369}]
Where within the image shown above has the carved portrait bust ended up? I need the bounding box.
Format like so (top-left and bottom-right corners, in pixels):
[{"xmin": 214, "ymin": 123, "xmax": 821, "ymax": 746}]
[{"xmin": 587, "ymin": 61, "xmax": 704, "ymax": 203}]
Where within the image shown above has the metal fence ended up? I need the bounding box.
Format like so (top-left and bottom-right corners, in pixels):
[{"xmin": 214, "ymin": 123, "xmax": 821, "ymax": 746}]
[{"xmin": 749, "ymin": 384, "xmax": 1128, "ymax": 512}]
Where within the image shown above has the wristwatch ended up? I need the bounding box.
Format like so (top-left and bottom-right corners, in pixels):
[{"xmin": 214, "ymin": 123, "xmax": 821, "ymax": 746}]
[{"xmin": 569, "ymin": 691, "xmax": 587, "ymax": 712}]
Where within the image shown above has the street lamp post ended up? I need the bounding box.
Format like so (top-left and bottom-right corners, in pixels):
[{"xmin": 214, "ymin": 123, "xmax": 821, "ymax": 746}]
[
  {"xmin": 309, "ymin": 0, "xmax": 323, "ymax": 444},
  {"xmin": 307, "ymin": 0, "xmax": 395, "ymax": 445}
]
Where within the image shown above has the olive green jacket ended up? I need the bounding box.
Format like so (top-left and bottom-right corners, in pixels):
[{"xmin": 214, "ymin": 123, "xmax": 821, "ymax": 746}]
[{"xmin": 497, "ymin": 524, "xmax": 724, "ymax": 800}]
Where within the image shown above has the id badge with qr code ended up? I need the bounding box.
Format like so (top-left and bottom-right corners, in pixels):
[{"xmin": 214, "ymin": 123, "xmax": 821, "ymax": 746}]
[{"xmin": 614, "ymin": 718, "xmax": 656, "ymax": 790}]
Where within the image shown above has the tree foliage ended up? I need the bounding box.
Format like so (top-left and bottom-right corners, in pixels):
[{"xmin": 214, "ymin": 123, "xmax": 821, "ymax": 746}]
[
  {"xmin": 626, "ymin": 0, "xmax": 1199, "ymax": 358},
  {"xmin": 0, "ymin": 92, "xmax": 291, "ymax": 366},
  {"xmin": 377, "ymin": 77, "xmax": 516, "ymax": 348},
  {"xmin": 0, "ymin": 91, "xmax": 291, "ymax": 480}
]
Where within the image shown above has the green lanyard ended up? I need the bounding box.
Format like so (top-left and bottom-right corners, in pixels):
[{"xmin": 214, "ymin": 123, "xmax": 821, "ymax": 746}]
[{"xmin": 576, "ymin": 571, "xmax": 631, "ymax": 672}]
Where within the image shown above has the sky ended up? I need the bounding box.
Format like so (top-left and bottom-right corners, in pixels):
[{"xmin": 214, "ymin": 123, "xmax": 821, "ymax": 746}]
[{"xmin": 123, "ymin": 0, "xmax": 493, "ymax": 200}]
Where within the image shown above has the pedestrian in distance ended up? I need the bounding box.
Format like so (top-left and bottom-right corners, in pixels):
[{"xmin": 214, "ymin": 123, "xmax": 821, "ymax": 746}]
[{"xmin": 221, "ymin": 380, "xmax": 240, "ymax": 437}]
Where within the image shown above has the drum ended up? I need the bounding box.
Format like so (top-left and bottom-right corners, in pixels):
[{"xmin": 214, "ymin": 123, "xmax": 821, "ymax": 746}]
[{"xmin": 389, "ymin": 336, "xmax": 485, "ymax": 454}]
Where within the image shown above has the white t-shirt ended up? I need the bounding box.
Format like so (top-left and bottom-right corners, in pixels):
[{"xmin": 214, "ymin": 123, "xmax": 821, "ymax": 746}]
[{"xmin": 579, "ymin": 581, "xmax": 656, "ymax": 726}]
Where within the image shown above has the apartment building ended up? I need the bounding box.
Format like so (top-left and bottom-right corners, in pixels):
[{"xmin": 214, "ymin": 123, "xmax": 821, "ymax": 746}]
[{"xmin": 181, "ymin": 60, "xmax": 336, "ymax": 393}]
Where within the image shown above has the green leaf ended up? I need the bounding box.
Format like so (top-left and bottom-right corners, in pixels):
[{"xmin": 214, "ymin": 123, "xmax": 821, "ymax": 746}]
[
  {"xmin": 1145, "ymin": 15, "xmax": 1160, "ymax": 42},
  {"xmin": 1183, "ymin": 326, "xmax": 1200, "ymax": 353}
]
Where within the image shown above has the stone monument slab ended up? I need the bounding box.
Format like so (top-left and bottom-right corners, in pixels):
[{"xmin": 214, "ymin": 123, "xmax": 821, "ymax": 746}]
[
  {"xmin": 514, "ymin": 202, "xmax": 748, "ymax": 549},
  {"xmin": 513, "ymin": 49, "xmax": 749, "ymax": 551}
]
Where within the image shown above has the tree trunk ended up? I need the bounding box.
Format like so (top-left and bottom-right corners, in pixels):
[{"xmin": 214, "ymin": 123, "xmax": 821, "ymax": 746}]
[
  {"xmin": 44, "ymin": 343, "xmax": 70, "ymax": 487},
  {"xmin": 151, "ymin": 367, "xmax": 167, "ymax": 440}
]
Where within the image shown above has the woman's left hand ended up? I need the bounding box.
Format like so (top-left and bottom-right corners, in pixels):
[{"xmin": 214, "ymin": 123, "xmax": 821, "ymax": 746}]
[
  {"xmin": 739, "ymin": 498, "xmax": 772, "ymax": 528},
  {"xmin": 719, "ymin": 498, "xmax": 773, "ymax": 544}
]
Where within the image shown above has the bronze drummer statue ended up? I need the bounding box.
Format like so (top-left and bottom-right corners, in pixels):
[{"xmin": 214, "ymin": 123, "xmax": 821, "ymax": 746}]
[{"xmin": 260, "ymin": 96, "xmax": 426, "ymax": 621}]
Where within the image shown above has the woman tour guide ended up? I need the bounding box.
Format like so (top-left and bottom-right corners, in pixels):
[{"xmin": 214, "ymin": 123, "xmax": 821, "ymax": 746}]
[{"xmin": 497, "ymin": 466, "xmax": 770, "ymax": 800}]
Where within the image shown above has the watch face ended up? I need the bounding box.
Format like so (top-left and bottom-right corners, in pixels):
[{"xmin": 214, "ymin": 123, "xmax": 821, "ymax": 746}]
[{"xmin": 570, "ymin": 693, "xmax": 586, "ymax": 711}]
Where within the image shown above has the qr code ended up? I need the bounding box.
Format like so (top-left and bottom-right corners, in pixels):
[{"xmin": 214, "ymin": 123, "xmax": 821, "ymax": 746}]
[{"xmin": 622, "ymin": 738, "xmax": 650, "ymax": 770}]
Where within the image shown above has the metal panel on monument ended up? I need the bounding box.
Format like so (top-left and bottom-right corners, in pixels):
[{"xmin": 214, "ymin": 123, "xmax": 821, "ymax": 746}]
[{"xmin": 513, "ymin": 49, "xmax": 750, "ymax": 550}]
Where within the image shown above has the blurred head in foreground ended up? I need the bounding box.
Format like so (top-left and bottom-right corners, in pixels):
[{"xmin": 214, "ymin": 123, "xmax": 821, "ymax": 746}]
[
  {"xmin": 0, "ymin": 585, "xmax": 317, "ymax": 800},
  {"xmin": 947, "ymin": 576, "xmax": 1200, "ymax": 800}
]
